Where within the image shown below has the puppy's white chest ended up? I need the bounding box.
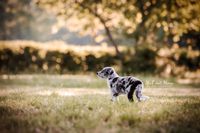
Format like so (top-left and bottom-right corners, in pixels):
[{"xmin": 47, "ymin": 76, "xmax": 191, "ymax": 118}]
[{"xmin": 107, "ymin": 80, "xmax": 110, "ymax": 88}]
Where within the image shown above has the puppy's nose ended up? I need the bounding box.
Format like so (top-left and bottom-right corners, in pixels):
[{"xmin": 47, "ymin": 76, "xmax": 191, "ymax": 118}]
[{"xmin": 96, "ymin": 72, "xmax": 98, "ymax": 75}]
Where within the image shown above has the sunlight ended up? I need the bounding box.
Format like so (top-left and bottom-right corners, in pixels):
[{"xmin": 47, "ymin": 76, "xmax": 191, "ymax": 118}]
[{"xmin": 35, "ymin": 89, "xmax": 108, "ymax": 96}]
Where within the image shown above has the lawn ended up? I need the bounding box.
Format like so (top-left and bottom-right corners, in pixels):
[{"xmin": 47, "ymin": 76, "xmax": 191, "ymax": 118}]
[{"xmin": 0, "ymin": 74, "xmax": 200, "ymax": 133}]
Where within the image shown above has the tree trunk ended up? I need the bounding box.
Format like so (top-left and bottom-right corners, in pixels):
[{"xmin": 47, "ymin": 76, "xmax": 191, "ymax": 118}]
[
  {"xmin": 166, "ymin": 0, "xmax": 173, "ymax": 45},
  {"xmin": 100, "ymin": 18, "xmax": 120, "ymax": 55},
  {"xmin": 75, "ymin": 0, "xmax": 120, "ymax": 55}
]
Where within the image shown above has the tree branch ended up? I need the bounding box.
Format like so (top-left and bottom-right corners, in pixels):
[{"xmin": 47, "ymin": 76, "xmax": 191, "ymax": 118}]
[{"xmin": 74, "ymin": 0, "xmax": 120, "ymax": 55}]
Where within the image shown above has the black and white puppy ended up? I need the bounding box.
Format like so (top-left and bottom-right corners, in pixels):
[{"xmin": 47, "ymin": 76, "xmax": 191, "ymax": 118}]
[{"xmin": 97, "ymin": 67, "xmax": 149, "ymax": 102}]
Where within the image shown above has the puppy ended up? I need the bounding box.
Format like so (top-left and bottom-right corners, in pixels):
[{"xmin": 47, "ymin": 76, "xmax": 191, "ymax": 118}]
[{"xmin": 97, "ymin": 67, "xmax": 149, "ymax": 102}]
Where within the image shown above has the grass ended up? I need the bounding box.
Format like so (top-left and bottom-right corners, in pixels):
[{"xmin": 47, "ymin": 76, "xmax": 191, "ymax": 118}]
[{"xmin": 0, "ymin": 74, "xmax": 200, "ymax": 133}]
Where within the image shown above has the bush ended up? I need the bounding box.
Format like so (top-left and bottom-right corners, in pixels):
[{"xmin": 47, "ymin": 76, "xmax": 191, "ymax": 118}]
[
  {"xmin": 85, "ymin": 54, "xmax": 118, "ymax": 71},
  {"xmin": 0, "ymin": 42, "xmax": 199, "ymax": 76},
  {"xmin": 61, "ymin": 52, "xmax": 83, "ymax": 72},
  {"xmin": 175, "ymin": 50, "xmax": 200, "ymax": 71},
  {"xmin": 121, "ymin": 45, "xmax": 157, "ymax": 74}
]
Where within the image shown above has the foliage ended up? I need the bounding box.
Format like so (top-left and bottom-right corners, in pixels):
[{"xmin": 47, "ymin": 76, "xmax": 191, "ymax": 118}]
[
  {"xmin": 176, "ymin": 50, "xmax": 200, "ymax": 71},
  {"xmin": 1, "ymin": 0, "xmax": 199, "ymax": 56},
  {"xmin": 0, "ymin": 0, "xmax": 56, "ymax": 41},
  {"xmin": 35, "ymin": 0, "xmax": 200, "ymax": 50},
  {"xmin": 122, "ymin": 44, "xmax": 157, "ymax": 74},
  {"xmin": 85, "ymin": 53, "xmax": 118, "ymax": 71}
]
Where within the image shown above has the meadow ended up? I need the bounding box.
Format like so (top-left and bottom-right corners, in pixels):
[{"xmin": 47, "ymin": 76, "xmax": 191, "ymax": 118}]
[
  {"xmin": 0, "ymin": 74, "xmax": 200, "ymax": 133},
  {"xmin": 1, "ymin": 0, "xmax": 200, "ymax": 132}
]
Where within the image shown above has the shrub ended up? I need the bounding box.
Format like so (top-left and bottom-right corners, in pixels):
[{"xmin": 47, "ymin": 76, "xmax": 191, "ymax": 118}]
[
  {"xmin": 175, "ymin": 50, "xmax": 200, "ymax": 71},
  {"xmin": 61, "ymin": 52, "xmax": 83, "ymax": 72},
  {"xmin": 122, "ymin": 45, "xmax": 157, "ymax": 74},
  {"xmin": 85, "ymin": 54, "xmax": 99, "ymax": 71},
  {"xmin": 0, "ymin": 42, "xmax": 199, "ymax": 76}
]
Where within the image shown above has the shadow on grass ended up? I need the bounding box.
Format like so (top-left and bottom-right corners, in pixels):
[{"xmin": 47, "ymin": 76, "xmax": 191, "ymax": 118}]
[
  {"xmin": 152, "ymin": 102, "xmax": 200, "ymax": 133},
  {"xmin": 0, "ymin": 106, "xmax": 33, "ymax": 133}
]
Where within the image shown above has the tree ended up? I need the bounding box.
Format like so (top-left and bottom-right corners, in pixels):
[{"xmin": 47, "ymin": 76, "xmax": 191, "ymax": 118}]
[
  {"xmin": 6, "ymin": 0, "xmax": 199, "ymax": 50},
  {"xmin": 0, "ymin": 0, "xmax": 56, "ymax": 41},
  {"xmin": 36, "ymin": 0, "xmax": 124, "ymax": 54},
  {"xmin": 74, "ymin": 0, "xmax": 120, "ymax": 54},
  {"xmin": 0, "ymin": 0, "xmax": 33, "ymax": 39},
  {"xmin": 131, "ymin": 0, "xmax": 200, "ymax": 46}
]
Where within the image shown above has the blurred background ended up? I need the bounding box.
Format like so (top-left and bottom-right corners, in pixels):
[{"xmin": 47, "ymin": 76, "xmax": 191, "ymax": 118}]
[{"xmin": 0, "ymin": 0, "xmax": 200, "ymax": 82}]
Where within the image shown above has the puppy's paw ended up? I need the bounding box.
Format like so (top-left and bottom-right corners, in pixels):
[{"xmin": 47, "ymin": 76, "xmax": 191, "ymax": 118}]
[{"xmin": 139, "ymin": 96, "xmax": 150, "ymax": 102}]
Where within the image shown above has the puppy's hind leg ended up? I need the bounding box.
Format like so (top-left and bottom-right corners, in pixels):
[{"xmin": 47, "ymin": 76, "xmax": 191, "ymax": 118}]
[
  {"xmin": 127, "ymin": 86, "xmax": 135, "ymax": 102},
  {"xmin": 135, "ymin": 84, "xmax": 149, "ymax": 102}
]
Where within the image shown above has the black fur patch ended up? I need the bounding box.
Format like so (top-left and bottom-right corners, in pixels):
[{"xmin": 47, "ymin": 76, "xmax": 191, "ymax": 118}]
[
  {"xmin": 110, "ymin": 71, "xmax": 113, "ymax": 75},
  {"xmin": 132, "ymin": 80, "xmax": 142, "ymax": 88},
  {"xmin": 112, "ymin": 77, "xmax": 118, "ymax": 83},
  {"xmin": 126, "ymin": 80, "xmax": 142, "ymax": 88},
  {"xmin": 105, "ymin": 71, "xmax": 109, "ymax": 75},
  {"xmin": 116, "ymin": 84, "xmax": 125, "ymax": 93},
  {"xmin": 126, "ymin": 81, "xmax": 132, "ymax": 88},
  {"xmin": 110, "ymin": 84, "xmax": 113, "ymax": 88},
  {"xmin": 127, "ymin": 86, "xmax": 134, "ymax": 102},
  {"xmin": 113, "ymin": 93, "xmax": 119, "ymax": 97},
  {"xmin": 127, "ymin": 81, "xmax": 142, "ymax": 102}
]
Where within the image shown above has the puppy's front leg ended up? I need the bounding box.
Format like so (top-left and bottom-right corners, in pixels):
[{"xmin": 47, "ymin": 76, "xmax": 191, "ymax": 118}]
[{"xmin": 111, "ymin": 93, "xmax": 118, "ymax": 102}]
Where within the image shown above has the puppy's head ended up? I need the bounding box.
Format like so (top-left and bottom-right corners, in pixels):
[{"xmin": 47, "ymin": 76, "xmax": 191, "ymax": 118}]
[{"xmin": 97, "ymin": 67, "xmax": 115, "ymax": 79}]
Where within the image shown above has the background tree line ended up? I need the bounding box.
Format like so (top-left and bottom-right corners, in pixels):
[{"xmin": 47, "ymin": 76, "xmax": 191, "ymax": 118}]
[{"xmin": 0, "ymin": 41, "xmax": 199, "ymax": 77}]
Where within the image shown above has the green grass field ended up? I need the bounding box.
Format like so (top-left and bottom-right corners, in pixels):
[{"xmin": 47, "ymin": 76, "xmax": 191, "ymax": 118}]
[{"xmin": 0, "ymin": 74, "xmax": 200, "ymax": 133}]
